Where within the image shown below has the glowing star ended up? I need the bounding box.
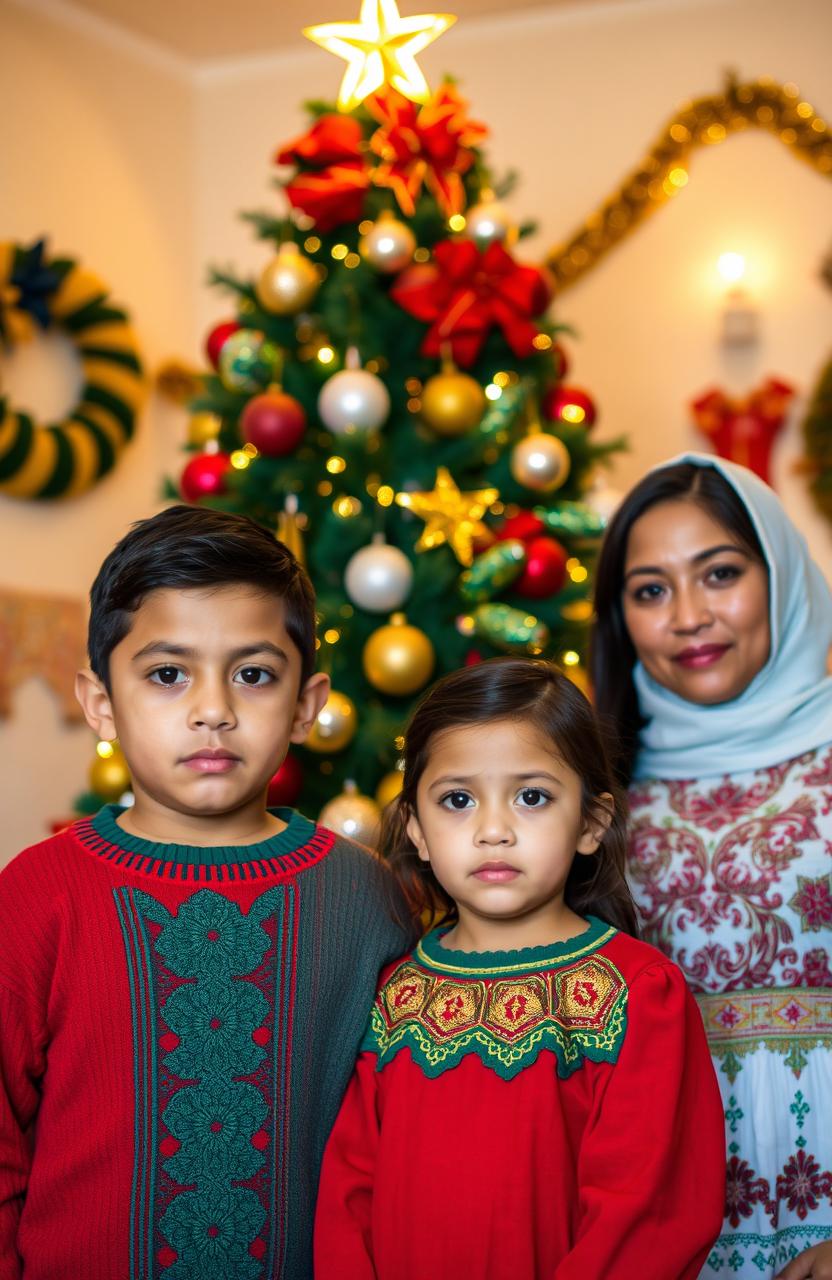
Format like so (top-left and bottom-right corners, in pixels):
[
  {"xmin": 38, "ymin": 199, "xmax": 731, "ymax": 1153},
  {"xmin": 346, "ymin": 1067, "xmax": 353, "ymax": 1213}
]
[
  {"xmin": 304, "ymin": 0, "xmax": 456, "ymax": 113},
  {"xmin": 396, "ymin": 466, "xmax": 498, "ymax": 566}
]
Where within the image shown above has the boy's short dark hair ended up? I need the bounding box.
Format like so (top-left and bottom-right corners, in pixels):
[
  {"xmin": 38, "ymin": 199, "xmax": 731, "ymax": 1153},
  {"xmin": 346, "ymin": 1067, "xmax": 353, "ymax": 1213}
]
[{"xmin": 88, "ymin": 505, "xmax": 317, "ymax": 690}]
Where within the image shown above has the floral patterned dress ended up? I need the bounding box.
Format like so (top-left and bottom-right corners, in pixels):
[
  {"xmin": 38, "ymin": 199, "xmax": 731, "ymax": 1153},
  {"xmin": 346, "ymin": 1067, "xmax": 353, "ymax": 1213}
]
[{"xmin": 628, "ymin": 744, "xmax": 832, "ymax": 1278}]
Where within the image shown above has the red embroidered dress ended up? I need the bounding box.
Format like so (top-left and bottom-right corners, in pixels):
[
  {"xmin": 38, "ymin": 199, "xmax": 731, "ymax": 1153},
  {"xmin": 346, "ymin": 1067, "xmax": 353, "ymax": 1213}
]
[
  {"xmin": 628, "ymin": 745, "xmax": 832, "ymax": 1277},
  {"xmin": 314, "ymin": 917, "xmax": 725, "ymax": 1280},
  {"xmin": 0, "ymin": 805, "xmax": 409, "ymax": 1280}
]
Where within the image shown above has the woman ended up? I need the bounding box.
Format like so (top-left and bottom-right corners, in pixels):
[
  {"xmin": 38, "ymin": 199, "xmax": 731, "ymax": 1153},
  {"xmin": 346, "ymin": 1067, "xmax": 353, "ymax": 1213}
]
[{"xmin": 592, "ymin": 453, "xmax": 832, "ymax": 1280}]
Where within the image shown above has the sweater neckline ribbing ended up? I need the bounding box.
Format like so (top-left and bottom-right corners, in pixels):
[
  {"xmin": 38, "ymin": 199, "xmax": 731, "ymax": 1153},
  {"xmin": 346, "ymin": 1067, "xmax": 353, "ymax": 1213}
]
[{"xmin": 415, "ymin": 915, "xmax": 616, "ymax": 976}]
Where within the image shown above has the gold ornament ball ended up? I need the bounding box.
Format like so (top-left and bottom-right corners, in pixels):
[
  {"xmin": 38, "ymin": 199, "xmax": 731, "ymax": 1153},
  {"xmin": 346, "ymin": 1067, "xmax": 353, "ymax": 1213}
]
[
  {"xmin": 88, "ymin": 745, "xmax": 131, "ymax": 801},
  {"xmin": 305, "ymin": 689, "xmax": 358, "ymax": 753},
  {"xmin": 421, "ymin": 370, "xmax": 486, "ymax": 436},
  {"xmin": 510, "ymin": 432, "xmax": 571, "ymax": 492},
  {"xmin": 256, "ymin": 243, "xmax": 320, "ymax": 315},
  {"xmin": 376, "ymin": 769, "xmax": 404, "ymax": 810},
  {"xmin": 360, "ymin": 215, "xmax": 417, "ymax": 274},
  {"xmin": 187, "ymin": 412, "xmax": 221, "ymax": 447},
  {"xmin": 363, "ymin": 614, "xmax": 436, "ymax": 696},
  {"xmin": 319, "ymin": 784, "xmax": 381, "ymax": 847}
]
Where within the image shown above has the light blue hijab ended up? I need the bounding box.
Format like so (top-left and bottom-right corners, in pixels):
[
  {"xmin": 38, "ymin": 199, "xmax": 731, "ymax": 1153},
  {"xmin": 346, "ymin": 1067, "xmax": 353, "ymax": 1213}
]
[{"xmin": 633, "ymin": 453, "xmax": 832, "ymax": 780}]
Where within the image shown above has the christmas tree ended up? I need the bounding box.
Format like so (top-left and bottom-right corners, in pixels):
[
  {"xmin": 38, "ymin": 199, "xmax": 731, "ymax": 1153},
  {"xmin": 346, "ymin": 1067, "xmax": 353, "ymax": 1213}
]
[{"xmin": 108, "ymin": 4, "xmax": 623, "ymax": 838}]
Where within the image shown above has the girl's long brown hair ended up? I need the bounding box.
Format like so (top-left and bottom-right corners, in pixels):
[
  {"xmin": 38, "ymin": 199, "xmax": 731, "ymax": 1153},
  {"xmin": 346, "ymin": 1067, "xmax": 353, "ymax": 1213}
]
[{"xmin": 381, "ymin": 657, "xmax": 639, "ymax": 938}]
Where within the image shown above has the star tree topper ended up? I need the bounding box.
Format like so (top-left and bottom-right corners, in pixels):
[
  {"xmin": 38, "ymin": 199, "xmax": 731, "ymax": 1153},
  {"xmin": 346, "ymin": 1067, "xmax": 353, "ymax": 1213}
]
[
  {"xmin": 396, "ymin": 467, "xmax": 499, "ymax": 566},
  {"xmin": 304, "ymin": 0, "xmax": 456, "ymax": 113}
]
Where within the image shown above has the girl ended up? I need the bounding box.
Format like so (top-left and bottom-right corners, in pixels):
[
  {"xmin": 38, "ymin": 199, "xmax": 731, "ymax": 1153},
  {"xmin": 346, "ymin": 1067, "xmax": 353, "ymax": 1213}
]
[
  {"xmin": 591, "ymin": 454, "xmax": 832, "ymax": 1280},
  {"xmin": 314, "ymin": 657, "xmax": 725, "ymax": 1280}
]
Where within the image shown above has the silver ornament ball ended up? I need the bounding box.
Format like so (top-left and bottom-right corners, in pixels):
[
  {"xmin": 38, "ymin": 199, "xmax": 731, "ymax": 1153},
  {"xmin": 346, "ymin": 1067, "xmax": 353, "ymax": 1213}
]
[
  {"xmin": 345, "ymin": 541, "xmax": 414, "ymax": 613},
  {"xmin": 465, "ymin": 200, "xmax": 516, "ymax": 248},
  {"xmin": 318, "ymin": 368, "xmax": 391, "ymax": 436},
  {"xmin": 360, "ymin": 217, "xmax": 417, "ymax": 274},
  {"xmin": 319, "ymin": 784, "xmax": 381, "ymax": 848},
  {"xmin": 510, "ymin": 432, "xmax": 571, "ymax": 493}
]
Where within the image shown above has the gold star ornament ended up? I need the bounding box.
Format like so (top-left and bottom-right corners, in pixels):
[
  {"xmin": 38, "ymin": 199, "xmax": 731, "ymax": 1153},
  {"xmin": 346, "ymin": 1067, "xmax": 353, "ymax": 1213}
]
[
  {"xmin": 304, "ymin": 0, "xmax": 456, "ymax": 113},
  {"xmin": 396, "ymin": 467, "xmax": 499, "ymax": 566}
]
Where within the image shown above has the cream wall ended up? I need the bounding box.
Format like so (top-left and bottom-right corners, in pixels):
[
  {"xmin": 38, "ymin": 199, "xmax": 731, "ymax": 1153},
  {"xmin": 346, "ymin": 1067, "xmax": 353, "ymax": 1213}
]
[
  {"xmin": 0, "ymin": 0, "xmax": 197, "ymax": 856},
  {"xmin": 1, "ymin": 0, "xmax": 831, "ymax": 857}
]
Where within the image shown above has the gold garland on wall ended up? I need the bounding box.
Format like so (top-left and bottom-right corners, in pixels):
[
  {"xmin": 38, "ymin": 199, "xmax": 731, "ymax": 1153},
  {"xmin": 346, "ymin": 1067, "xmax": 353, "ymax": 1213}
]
[{"xmin": 547, "ymin": 76, "xmax": 832, "ymax": 292}]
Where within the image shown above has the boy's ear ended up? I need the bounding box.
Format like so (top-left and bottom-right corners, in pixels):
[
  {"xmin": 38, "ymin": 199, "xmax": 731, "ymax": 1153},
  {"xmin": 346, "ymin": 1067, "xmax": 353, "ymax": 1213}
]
[
  {"xmin": 576, "ymin": 792, "xmax": 615, "ymax": 857},
  {"xmin": 289, "ymin": 672, "xmax": 331, "ymax": 743},
  {"xmin": 74, "ymin": 667, "xmax": 118, "ymax": 742},
  {"xmin": 406, "ymin": 809, "xmax": 430, "ymax": 863}
]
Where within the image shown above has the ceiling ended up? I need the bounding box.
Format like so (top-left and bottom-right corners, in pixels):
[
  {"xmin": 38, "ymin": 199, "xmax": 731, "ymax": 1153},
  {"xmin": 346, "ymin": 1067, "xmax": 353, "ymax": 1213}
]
[{"xmin": 57, "ymin": 0, "xmax": 615, "ymax": 62}]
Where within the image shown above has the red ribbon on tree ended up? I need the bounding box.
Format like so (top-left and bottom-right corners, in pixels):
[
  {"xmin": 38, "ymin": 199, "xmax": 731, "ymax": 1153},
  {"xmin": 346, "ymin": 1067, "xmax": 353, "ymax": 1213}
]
[
  {"xmin": 690, "ymin": 378, "xmax": 795, "ymax": 485},
  {"xmin": 368, "ymin": 85, "xmax": 487, "ymax": 218},
  {"xmin": 275, "ymin": 115, "xmax": 370, "ymax": 232},
  {"xmin": 391, "ymin": 238, "xmax": 552, "ymax": 367}
]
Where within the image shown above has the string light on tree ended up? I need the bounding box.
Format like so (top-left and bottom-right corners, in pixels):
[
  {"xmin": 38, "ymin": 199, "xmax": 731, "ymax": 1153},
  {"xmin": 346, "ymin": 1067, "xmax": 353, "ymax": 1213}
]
[{"xmin": 303, "ymin": 0, "xmax": 457, "ymax": 112}]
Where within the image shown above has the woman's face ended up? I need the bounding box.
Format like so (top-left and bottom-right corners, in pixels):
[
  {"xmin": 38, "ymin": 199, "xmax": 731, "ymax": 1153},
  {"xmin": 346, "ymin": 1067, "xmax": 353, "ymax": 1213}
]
[{"xmin": 622, "ymin": 498, "xmax": 770, "ymax": 705}]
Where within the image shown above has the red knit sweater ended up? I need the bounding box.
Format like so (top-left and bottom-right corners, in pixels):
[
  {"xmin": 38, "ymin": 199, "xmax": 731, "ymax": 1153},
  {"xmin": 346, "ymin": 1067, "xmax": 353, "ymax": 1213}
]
[
  {"xmin": 0, "ymin": 805, "xmax": 409, "ymax": 1280},
  {"xmin": 314, "ymin": 919, "xmax": 726, "ymax": 1280}
]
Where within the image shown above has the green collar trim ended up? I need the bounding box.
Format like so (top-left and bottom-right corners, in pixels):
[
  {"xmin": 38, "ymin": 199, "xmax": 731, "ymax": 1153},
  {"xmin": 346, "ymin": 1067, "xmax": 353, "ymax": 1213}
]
[
  {"xmin": 416, "ymin": 915, "xmax": 616, "ymax": 976},
  {"xmin": 87, "ymin": 803, "xmax": 317, "ymax": 867}
]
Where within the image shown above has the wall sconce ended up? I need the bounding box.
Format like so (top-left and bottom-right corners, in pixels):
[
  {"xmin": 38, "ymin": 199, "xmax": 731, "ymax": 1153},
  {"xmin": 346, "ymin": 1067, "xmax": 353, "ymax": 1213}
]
[{"xmin": 717, "ymin": 252, "xmax": 758, "ymax": 347}]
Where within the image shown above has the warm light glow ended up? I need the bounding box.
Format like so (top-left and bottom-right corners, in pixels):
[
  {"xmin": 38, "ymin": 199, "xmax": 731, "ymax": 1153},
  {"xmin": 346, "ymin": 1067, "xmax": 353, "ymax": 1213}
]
[
  {"xmin": 331, "ymin": 244, "xmax": 349, "ymax": 260},
  {"xmin": 485, "ymin": 384, "xmax": 501, "ymax": 401},
  {"xmin": 96, "ymin": 740, "xmax": 115, "ymax": 759},
  {"xmin": 326, "ymin": 455, "xmax": 347, "ymax": 473},
  {"xmin": 562, "ymin": 650, "xmax": 580, "ymax": 667},
  {"xmin": 376, "ymin": 485, "xmax": 395, "ymax": 506},
  {"xmin": 561, "ymin": 403, "xmax": 586, "ymax": 424},
  {"xmin": 718, "ymin": 252, "xmax": 746, "ymax": 284},
  {"xmin": 324, "ymin": 628, "xmax": 341, "ymax": 644},
  {"xmin": 304, "ymin": 0, "xmax": 457, "ymax": 112},
  {"xmin": 448, "ymin": 213, "xmax": 467, "ymax": 232},
  {"xmin": 317, "ymin": 345, "xmax": 336, "ymax": 364},
  {"xmin": 230, "ymin": 450, "xmax": 252, "ymax": 469}
]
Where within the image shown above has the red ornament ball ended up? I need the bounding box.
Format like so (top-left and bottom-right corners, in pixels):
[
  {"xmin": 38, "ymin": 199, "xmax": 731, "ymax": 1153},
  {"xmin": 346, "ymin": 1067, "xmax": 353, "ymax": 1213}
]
[
  {"xmin": 542, "ymin": 384, "xmax": 597, "ymax": 429},
  {"xmin": 240, "ymin": 391, "xmax": 306, "ymax": 457},
  {"xmin": 515, "ymin": 536, "xmax": 568, "ymax": 598},
  {"xmin": 180, "ymin": 451, "xmax": 231, "ymax": 502},
  {"xmin": 498, "ymin": 510, "xmax": 546, "ymax": 543},
  {"xmin": 267, "ymin": 753, "xmax": 303, "ymax": 807},
  {"xmin": 205, "ymin": 320, "xmax": 240, "ymax": 370}
]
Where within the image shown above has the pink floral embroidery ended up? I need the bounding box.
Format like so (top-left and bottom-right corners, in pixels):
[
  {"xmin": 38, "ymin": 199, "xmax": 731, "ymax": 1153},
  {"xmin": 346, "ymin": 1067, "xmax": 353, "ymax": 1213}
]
[{"xmin": 667, "ymin": 765, "xmax": 791, "ymax": 832}]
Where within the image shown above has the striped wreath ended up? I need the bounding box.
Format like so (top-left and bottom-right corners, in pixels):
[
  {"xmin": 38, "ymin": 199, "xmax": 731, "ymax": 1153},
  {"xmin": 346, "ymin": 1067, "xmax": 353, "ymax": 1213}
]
[{"xmin": 0, "ymin": 238, "xmax": 145, "ymax": 499}]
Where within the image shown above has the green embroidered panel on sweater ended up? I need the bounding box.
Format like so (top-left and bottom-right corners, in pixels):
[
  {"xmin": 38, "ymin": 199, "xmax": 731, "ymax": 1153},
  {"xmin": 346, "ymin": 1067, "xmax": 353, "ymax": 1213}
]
[{"xmin": 364, "ymin": 952, "xmax": 628, "ymax": 1080}]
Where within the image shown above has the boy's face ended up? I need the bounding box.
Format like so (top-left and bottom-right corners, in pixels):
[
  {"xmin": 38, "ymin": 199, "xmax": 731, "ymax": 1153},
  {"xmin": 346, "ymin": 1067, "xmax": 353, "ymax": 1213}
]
[{"xmin": 77, "ymin": 585, "xmax": 329, "ymax": 840}]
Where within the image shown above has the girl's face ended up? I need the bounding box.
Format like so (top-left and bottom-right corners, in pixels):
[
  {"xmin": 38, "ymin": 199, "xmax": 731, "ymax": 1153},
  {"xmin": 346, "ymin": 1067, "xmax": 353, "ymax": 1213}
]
[
  {"xmin": 406, "ymin": 718, "xmax": 608, "ymax": 951},
  {"xmin": 622, "ymin": 499, "xmax": 770, "ymax": 706}
]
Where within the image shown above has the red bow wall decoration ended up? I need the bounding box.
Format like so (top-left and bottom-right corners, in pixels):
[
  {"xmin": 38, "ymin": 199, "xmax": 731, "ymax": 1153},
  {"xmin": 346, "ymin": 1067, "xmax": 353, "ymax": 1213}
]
[{"xmin": 690, "ymin": 378, "xmax": 795, "ymax": 485}]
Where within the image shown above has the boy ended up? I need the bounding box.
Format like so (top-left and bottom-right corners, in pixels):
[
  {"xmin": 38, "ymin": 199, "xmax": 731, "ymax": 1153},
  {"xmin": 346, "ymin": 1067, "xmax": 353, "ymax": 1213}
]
[{"xmin": 0, "ymin": 506, "xmax": 411, "ymax": 1280}]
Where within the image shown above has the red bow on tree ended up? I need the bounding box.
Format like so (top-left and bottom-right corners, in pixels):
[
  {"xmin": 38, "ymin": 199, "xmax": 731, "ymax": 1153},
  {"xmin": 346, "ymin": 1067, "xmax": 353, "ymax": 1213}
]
[
  {"xmin": 391, "ymin": 238, "xmax": 552, "ymax": 367},
  {"xmin": 690, "ymin": 378, "xmax": 795, "ymax": 485},
  {"xmin": 368, "ymin": 85, "xmax": 487, "ymax": 218},
  {"xmin": 275, "ymin": 115, "xmax": 370, "ymax": 232}
]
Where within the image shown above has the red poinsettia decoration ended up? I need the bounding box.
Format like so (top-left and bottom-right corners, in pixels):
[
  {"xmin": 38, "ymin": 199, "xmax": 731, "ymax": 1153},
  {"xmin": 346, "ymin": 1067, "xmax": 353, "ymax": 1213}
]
[
  {"xmin": 368, "ymin": 84, "xmax": 487, "ymax": 218},
  {"xmin": 275, "ymin": 114, "xmax": 370, "ymax": 232},
  {"xmin": 391, "ymin": 238, "xmax": 552, "ymax": 367},
  {"xmin": 690, "ymin": 378, "xmax": 794, "ymax": 485}
]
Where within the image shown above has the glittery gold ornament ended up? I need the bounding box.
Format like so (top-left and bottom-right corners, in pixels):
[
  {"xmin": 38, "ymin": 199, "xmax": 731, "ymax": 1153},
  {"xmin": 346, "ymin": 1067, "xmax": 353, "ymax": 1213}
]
[
  {"xmin": 305, "ymin": 689, "xmax": 358, "ymax": 752},
  {"xmin": 420, "ymin": 361, "xmax": 486, "ymax": 436},
  {"xmin": 376, "ymin": 768, "xmax": 404, "ymax": 809},
  {"xmin": 319, "ymin": 781, "xmax": 381, "ymax": 847},
  {"xmin": 396, "ymin": 467, "xmax": 499, "ymax": 567},
  {"xmin": 363, "ymin": 613, "xmax": 435, "ymax": 695},
  {"xmin": 256, "ymin": 243, "xmax": 321, "ymax": 315},
  {"xmin": 510, "ymin": 432, "xmax": 571, "ymax": 493},
  {"xmin": 88, "ymin": 743, "xmax": 131, "ymax": 801},
  {"xmin": 187, "ymin": 412, "xmax": 222, "ymax": 447}
]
